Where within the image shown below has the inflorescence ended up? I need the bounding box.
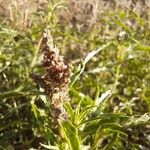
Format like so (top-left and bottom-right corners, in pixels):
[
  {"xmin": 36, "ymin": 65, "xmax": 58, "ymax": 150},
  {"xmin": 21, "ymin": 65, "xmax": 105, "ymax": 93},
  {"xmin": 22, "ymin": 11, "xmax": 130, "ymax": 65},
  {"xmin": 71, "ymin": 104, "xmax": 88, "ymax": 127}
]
[{"xmin": 30, "ymin": 29, "xmax": 72, "ymax": 121}]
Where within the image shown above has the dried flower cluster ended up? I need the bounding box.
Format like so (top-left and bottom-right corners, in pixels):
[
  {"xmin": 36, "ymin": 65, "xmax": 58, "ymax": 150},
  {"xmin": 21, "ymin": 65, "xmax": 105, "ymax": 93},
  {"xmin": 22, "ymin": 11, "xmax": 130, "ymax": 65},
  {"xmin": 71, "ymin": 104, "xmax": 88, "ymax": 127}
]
[{"xmin": 30, "ymin": 29, "xmax": 72, "ymax": 121}]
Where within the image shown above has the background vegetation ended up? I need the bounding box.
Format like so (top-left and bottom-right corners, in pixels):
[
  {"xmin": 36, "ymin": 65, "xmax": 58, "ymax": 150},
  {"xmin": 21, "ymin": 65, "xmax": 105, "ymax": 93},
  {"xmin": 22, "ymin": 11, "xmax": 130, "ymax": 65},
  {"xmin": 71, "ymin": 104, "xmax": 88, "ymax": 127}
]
[{"xmin": 0, "ymin": 0, "xmax": 150, "ymax": 149}]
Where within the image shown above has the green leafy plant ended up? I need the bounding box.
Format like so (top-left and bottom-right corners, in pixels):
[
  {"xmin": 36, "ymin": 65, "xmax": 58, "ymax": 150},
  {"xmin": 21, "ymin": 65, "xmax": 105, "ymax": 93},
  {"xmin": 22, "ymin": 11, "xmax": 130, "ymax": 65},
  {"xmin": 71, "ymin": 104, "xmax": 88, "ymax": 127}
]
[{"xmin": 0, "ymin": 0, "xmax": 150, "ymax": 149}]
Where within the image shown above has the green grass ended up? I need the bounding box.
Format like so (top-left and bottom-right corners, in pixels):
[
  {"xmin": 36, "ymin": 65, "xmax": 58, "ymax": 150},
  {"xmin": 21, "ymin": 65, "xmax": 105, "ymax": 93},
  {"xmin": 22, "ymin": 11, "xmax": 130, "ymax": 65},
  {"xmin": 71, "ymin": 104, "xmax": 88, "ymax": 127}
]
[{"xmin": 0, "ymin": 0, "xmax": 150, "ymax": 149}]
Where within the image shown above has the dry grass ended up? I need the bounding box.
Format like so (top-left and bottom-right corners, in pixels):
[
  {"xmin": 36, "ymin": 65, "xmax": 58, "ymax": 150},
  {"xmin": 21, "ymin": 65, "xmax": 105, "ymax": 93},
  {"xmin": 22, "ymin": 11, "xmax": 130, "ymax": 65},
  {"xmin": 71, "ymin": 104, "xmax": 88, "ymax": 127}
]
[
  {"xmin": 0, "ymin": 0, "xmax": 47, "ymax": 27},
  {"xmin": 0, "ymin": 0, "xmax": 149, "ymax": 28}
]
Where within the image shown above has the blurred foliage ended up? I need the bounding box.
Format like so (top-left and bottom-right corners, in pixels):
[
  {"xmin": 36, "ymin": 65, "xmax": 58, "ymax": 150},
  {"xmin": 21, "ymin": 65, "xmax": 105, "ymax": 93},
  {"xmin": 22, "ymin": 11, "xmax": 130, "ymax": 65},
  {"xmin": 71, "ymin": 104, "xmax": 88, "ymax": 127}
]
[{"xmin": 0, "ymin": 0, "xmax": 150, "ymax": 149}]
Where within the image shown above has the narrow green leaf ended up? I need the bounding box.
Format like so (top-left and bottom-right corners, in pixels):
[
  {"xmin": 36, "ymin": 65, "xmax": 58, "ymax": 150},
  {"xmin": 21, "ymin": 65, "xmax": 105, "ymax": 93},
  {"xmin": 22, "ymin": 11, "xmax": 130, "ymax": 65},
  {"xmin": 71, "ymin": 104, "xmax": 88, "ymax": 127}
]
[
  {"xmin": 69, "ymin": 42, "xmax": 112, "ymax": 89},
  {"xmin": 101, "ymin": 123, "xmax": 124, "ymax": 134},
  {"xmin": 95, "ymin": 90, "xmax": 111, "ymax": 106},
  {"xmin": 75, "ymin": 97, "xmax": 84, "ymax": 119},
  {"xmin": 31, "ymin": 103, "xmax": 39, "ymax": 119},
  {"xmin": 84, "ymin": 42, "xmax": 112, "ymax": 64},
  {"xmin": 133, "ymin": 45, "xmax": 150, "ymax": 51},
  {"xmin": 0, "ymin": 90, "xmax": 44, "ymax": 100},
  {"xmin": 61, "ymin": 120, "xmax": 80, "ymax": 150},
  {"xmin": 64, "ymin": 103, "xmax": 75, "ymax": 121},
  {"xmin": 80, "ymin": 113, "xmax": 129, "ymax": 126},
  {"xmin": 77, "ymin": 106, "xmax": 95, "ymax": 125}
]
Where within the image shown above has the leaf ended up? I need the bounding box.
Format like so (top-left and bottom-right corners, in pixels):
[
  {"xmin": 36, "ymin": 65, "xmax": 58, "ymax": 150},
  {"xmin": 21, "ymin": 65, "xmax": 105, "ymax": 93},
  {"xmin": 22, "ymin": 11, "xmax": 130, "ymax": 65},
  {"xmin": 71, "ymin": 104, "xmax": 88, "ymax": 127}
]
[
  {"xmin": 61, "ymin": 120, "xmax": 80, "ymax": 150},
  {"xmin": 133, "ymin": 45, "xmax": 150, "ymax": 51},
  {"xmin": 40, "ymin": 143, "xmax": 59, "ymax": 150},
  {"xmin": 84, "ymin": 42, "xmax": 112, "ymax": 64},
  {"xmin": 95, "ymin": 90, "xmax": 111, "ymax": 106},
  {"xmin": 101, "ymin": 123, "xmax": 124, "ymax": 135},
  {"xmin": 64, "ymin": 103, "xmax": 75, "ymax": 122},
  {"xmin": 0, "ymin": 90, "xmax": 44, "ymax": 100},
  {"xmin": 80, "ymin": 113, "xmax": 129, "ymax": 126},
  {"xmin": 125, "ymin": 113, "xmax": 150, "ymax": 127},
  {"xmin": 77, "ymin": 106, "xmax": 95, "ymax": 125},
  {"xmin": 75, "ymin": 97, "xmax": 85, "ymax": 119},
  {"xmin": 82, "ymin": 113, "xmax": 128, "ymax": 136},
  {"xmin": 31, "ymin": 102, "xmax": 39, "ymax": 119},
  {"xmin": 69, "ymin": 42, "xmax": 112, "ymax": 89}
]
